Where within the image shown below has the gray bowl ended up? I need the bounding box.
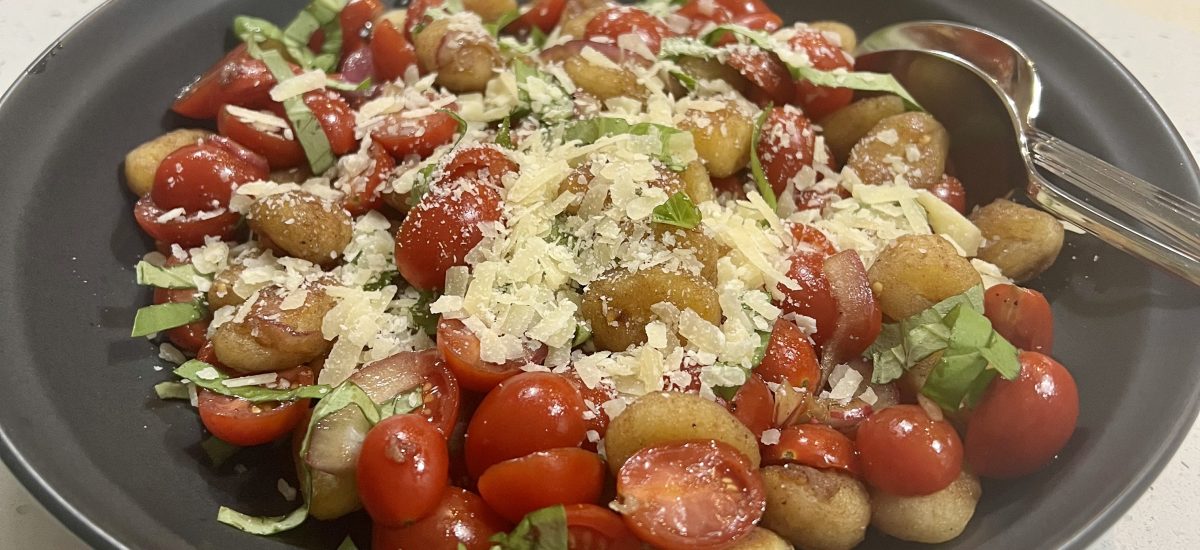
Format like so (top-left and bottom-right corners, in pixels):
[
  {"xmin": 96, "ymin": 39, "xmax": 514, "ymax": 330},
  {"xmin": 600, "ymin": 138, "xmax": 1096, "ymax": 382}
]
[{"xmin": 0, "ymin": 0, "xmax": 1197, "ymax": 548}]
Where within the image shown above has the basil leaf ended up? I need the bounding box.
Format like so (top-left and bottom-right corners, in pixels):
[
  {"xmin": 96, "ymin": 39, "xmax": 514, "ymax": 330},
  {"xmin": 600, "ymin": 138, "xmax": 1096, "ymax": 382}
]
[
  {"xmin": 922, "ymin": 344, "xmax": 989, "ymax": 411},
  {"xmin": 485, "ymin": 8, "xmax": 523, "ymax": 37},
  {"xmin": 752, "ymin": 330, "xmax": 772, "ymax": 367},
  {"xmin": 410, "ymin": 290, "xmax": 441, "ymax": 337},
  {"xmin": 562, "ymin": 118, "xmax": 689, "ymax": 170},
  {"xmin": 337, "ymin": 536, "xmax": 360, "ymax": 550},
  {"xmin": 363, "ymin": 270, "xmax": 399, "ymax": 291},
  {"xmin": 491, "ymin": 505, "xmax": 569, "ymax": 550},
  {"xmin": 257, "ymin": 48, "xmax": 336, "ymax": 174},
  {"xmin": 788, "ymin": 64, "xmax": 922, "ymax": 111},
  {"xmin": 867, "ymin": 285, "xmax": 987, "ymax": 384},
  {"xmin": 154, "ymin": 381, "xmax": 190, "ymax": 400},
  {"xmin": 749, "ymin": 105, "xmax": 777, "ymax": 210},
  {"xmin": 325, "ymin": 76, "xmax": 373, "ymax": 91},
  {"xmin": 497, "ymin": 116, "xmax": 515, "ymax": 149},
  {"xmin": 867, "ymin": 323, "xmax": 905, "ymax": 384},
  {"xmin": 233, "ymin": 16, "xmax": 284, "ymax": 46},
  {"xmin": 660, "ymin": 36, "xmax": 724, "ymax": 60},
  {"xmin": 572, "ymin": 323, "xmax": 592, "ymax": 348},
  {"xmin": 440, "ymin": 109, "xmax": 470, "ymax": 149},
  {"xmin": 217, "ymin": 503, "xmax": 309, "ymax": 535},
  {"xmin": 201, "ymin": 436, "xmax": 241, "ymax": 467},
  {"xmin": 282, "ymin": 0, "xmax": 348, "ymax": 71},
  {"xmin": 136, "ymin": 261, "xmax": 204, "ymax": 289},
  {"xmin": 379, "ymin": 388, "xmax": 424, "ymax": 418},
  {"xmin": 406, "ymin": 163, "xmax": 439, "ymax": 208},
  {"xmin": 131, "ymin": 301, "xmax": 207, "ymax": 337},
  {"xmin": 175, "ymin": 360, "xmax": 332, "ymax": 403},
  {"xmin": 652, "ymin": 192, "xmax": 702, "ymax": 229}
]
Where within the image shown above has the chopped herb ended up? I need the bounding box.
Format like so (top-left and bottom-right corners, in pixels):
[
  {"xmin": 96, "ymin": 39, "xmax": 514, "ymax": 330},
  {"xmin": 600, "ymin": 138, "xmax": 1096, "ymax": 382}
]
[
  {"xmin": 363, "ymin": 271, "xmax": 399, "ymax": 291},
  {"xmin": 410, "ymin": 290, "xmax": 441, "ymax": 337},
  {"xmin": 131, "ymin": 301, "xmax": 207, "ymax": 338},
  {"xmin": 484, "ymin": 8, "xmax": 523, "ymax": 37},
  {"xmin": 154, "ymin": 381, "xmax": 190, "ymax": 400},
  {"xmin": 256, "ymin": 47, "xmax": 336, "ymax": 174},
  {"xmin": 282, "ymin": 0, "xmax": 348, "ymax": 71},
  {"xmin": 749, "ymin": 105, "xmax": 777, "ymax": 210},
  {"xmin": 497, "ymin": 116, "xmax": 515, "ymax": 149},
  {"xmin": 135, "ymin": 261, "xmax": 204, "ymax": 289},
  {"xmin": 337, "ymin": 537, "xmax": 360, "ymax": 550},
  {"xmin": 752, "ymin": 330, "xmax": 772, "ymax": 367},
  {"xmin": 200, "ymin": 436, "xmax": 241, "ymax": 467},
  {"xmin": 652, "ymin": 192, "xmax": 702, "ymax": 229},
  {"xmin": 572, "ymin": 323, "xmax": 592, "ymax": 348},
  {"xmin": 325, "ymin": 76, "xmax": 373, "ymax": 91},
  {"xmin": 174, "ymin": 360, "xmax": 332, "ymax": 403},
  {"xmin": 406, "ymin": 163, "xmax": 439, "ymax": 208},
  {"xmin": 491, "ymin": 505, "xmax": 569, "ymax": 550},
  {"xmin": 233, "ymin": 16, "xmax": 284, "ymax": 47},
  {"xmin": 561, "ymin": 118, "xmax": 690, "ymax": 170},
  {"xmin": 440, "ymin": 109, "xmax": 470, "ymax": 148},
  {"xmin": 378, "ymin": 388, "xmax": 424, "ymax": 418}
]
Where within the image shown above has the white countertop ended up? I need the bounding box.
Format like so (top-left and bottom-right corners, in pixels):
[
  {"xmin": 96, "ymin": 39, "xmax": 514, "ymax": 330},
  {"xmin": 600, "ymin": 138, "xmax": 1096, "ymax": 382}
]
[{"xmin": 0, "ymin": 0, "xmax": 1197, "ymax": 548}]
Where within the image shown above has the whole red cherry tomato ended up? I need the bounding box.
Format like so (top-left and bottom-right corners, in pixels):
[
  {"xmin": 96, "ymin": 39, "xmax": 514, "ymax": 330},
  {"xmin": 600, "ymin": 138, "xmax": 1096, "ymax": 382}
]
[
  {"xmin": 763, "ymin": 423, "xmax": 860, "ymax": 476},
  {"xmin": 504, "ymin": 0, "xmax": 568, "ymax": 39},
  {"xmin": 789, "ymin": 29, "xmax": 854, "ymax": 119},
  {"xmin": 436, "ymin": 318, "xmax": 549, "ymax": 393},
  {"xmin": 756, "ymin": 318, "xmax": 821, "ymax": 392},
  {"xmin": 371, "ymin": 111, "xmax": 460, "ymax": 160},
  {"xmin": 966, "ymin": 351, "xmax": 1078, "ymax": 479},
  {"xmin": 151, "ymin": 141, "xmax": 268, "ymax": 213},
  {"xmin": 677, "ymin": 0, "xmax": 778, "ymax": 35},
  {"xmin": 478, "ymin": 448, "xmax": 606, "ymax": 523},
  {"xmin": 984, "ymin": 284, "xmax": 1054, "ymax": 354},
  {"xmin": 343, "ymin": 143, "xmax": 397, "ymax": 216},
  {"xmin": 133, "ymin": 196, "xmax": 242, "ymax": 248},
  {"xmin": 616, "ymin": 440, "xmax": 765, "ymax": 549},
  {"xmin": 372, "ymin": 487, "xmax": 509, "ymax": 550},
  {"xmin": 928, "ymin": 174, "xmax": 968, "ymax": 214},
  {"xmin": 340, "ymin": 0, "xmax": 384, "ymax": 54},
  {"xmin": 756, "ymin": 106, "xmax": 818, "ymax": 194},
  {"xmin": 172, "ymin": 44, "xmax": 276, "ymax": 119},
  {"xmin": 728, "ymin": 375, "xmax": 774, "ymax": 438},
  {"xmin": 357, "ymin": 414, "xmax": 450, "ymax": 526},
  {"xmin": 372, "ymin": 19, "xmax": 419, "ymax": 82},
  {"xmin": 856, "ymin": 404, "xmax": 963, "ymax": 496},
  {"xmin": 464, "ymin": 372, "xmax": 588, "ymax": 479},
  {"xmin": 563, "ymin": 504, "xmax": 641, "ymax": 550},
  {"xmin": 198, "ymin": 365, "xmax": 315, "ymax": 447},
  {"xmin": 585, "ymin": 7, "xmax": 673, "ymax": 55}
]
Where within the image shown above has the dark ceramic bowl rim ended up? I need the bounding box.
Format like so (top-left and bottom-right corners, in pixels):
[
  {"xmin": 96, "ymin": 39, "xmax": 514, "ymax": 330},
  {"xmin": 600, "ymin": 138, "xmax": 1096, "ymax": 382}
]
[{"xmin": 0, "ymin": 1, "xmax": 1197, "ymax": 549}]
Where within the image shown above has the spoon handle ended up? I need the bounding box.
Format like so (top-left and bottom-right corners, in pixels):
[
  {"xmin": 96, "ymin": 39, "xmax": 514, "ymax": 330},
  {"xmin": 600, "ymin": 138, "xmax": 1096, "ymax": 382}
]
[{"xmin": 1025, "ymin": 128, "xmax": 1200, "ymax": 285}]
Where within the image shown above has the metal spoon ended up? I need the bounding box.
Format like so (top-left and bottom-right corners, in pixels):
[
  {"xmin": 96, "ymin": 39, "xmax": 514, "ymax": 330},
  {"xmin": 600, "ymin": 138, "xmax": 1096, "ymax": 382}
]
[{"xmin": 854, "ymin": 22, "xmax": 1200, "ymax": 285}]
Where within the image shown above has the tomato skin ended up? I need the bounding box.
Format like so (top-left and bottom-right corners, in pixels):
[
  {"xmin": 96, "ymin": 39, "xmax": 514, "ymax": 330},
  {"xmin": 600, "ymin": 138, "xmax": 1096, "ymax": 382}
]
[
  {"xmin": 763, "ymin": 423, "xmax": 860, "ymax": 476},
  {"xmin": 372, "ymin": 111, "xmax": 460, "ymax": 160},
  {"xmin": 504, "ymin": 0, "xmax": 568, "ymax": 39},
  {"xmin": 756, "ymin": 318, "xmax": 821, "ymax": 392},
  {"xmin": 357, "ymin": 414, "xmax": 450, "ymax": 526},
  {"xmin": 372, "ymin": 487, "xmax": 509, "ymax": 550},
  {"xmin": 728, "ymin": 375, "xmax": 774, "ymax": 438},
  {"xmin": 966, "ymin": 351, "xmax": 1078, "ymax": 479},
  {"xmin": 153, "ymin": 285, "xmax": 209, "ymax": 353},
  {"xmin": 564, "ymin": 504, "xmax": 641, "ymax": 550},
  {"xmin": 777, "ymin": 251, "xmax": 839, "ymax": 350},
  {"xmin": 929, "ymin": 174, "xmax": 968, "ymax": 214},
  {"xmin": 788, "ymin": 222, "xmax": 838, "ymax": 257},
  {"xmin": 371, "ymin": 19, "xmax": 419, "ymax": 82},
  {"xmin": 788, "ymin": 29, "xmax": 854, "ymax": 119},
  {"xmin": 151, "ymin": 142, "xmax": 268, "ymax": 213},
  {"xmin": 217, "ymin": 106, "xmax": 306, "ymax": 169},
  {"xmin": 478, "ymin": 448, "xmax": 606, "ymax": 523},
  {"xmin": 464, "ymin": 372, "xmax": 588, "ymax": 479},
  {"xmin": 857, "ymin": 404, "xmax": 963, "ymax": 496},
  {"xmin": 984, "ymin": 284, "xmax": 1054, "ymax": 354},
  {"xmin": 757, "ymin": 106, "xmax": 817, "ymax": 195},
  {"xmin": 133, "ymin": 196, "xmax": 242, "ymax": 248},
  {"xmin": 678, "ymin": 0, "xmax": 777, "ymax": 35},
  {"xmin": 198, "ymin": 366, "xmax": 314, "ymax": 447},
  {"xmin": 726, "ymin": 49, "xmax": 795, "ymax": 107},
  {"xmin": 172, "ymin": 44, "xmax": 276, "ymax": 119},
  {"xmin": 340, "ymin": 0, "xmax": 384, "ymax": 54},
  {"xmin": 343, "ymin": 143, "xmax": 397, "ymax": 216},
  {"xmin": 266, "ymin": 91, "xmax": 359, "ymax": 157},
  {"xmin": 585, "ymin": 7, "xmax": 673, "ymax": 55},
  {"xmin": 616, "ymin": 440, "xmax": 765, "ymax": 549},
  {"xmin": 436, "ymin": 318, "xmax": 548, "ymax": 393}
]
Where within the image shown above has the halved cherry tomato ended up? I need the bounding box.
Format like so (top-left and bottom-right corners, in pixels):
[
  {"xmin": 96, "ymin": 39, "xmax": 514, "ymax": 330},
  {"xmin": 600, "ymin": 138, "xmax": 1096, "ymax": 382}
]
[
  {"xmin": 563, "ymin": 373, "xmax": 618, "ymax": 448},
  {"xmin": 153, "ymin": 285, "xmax": 209, "ymax": 353},
  {"xmin": 478, "ymin": 448, "xmax": 605, "ymax": 523},
  {"xmin": 172, "ymin": 44, "xmax": 276, "ymax": 119},
  {"xmin": 757, "ymin": 106, "xmax": 816, "ymax": 194},
  {"xmin": 677, "ymin": 0, "xmax": 778, "ymax": 36},
  {"xmin": 151, "ymin": 141, "xmax": 268, "ymax": 213},
  {"xmin": 820, "ymin": 250, "xmax": 882, "ymax": 367},
  {"xmin": 857, "ymin": 404, "xmax": 963, "ymax": 496},
  {"xmin": 616, "ymin": 440, "xmax": 765, "ymax": 549},
  {"xmin": 133, "ymin": 196, "xmax": 242, "ymax": 248},
  {"xmin": 343, "ymin": 143, "xmax": 396, "ymax": 216},
  {"xmin": 372, "ymin": 19, "xmax": 419, "ymax": 82},
  {"xmin": 966, "ymin": 351, "xmax": 1078, "ymax": 479},
  {"xmin": 438, "ymin": 146, "xmax": 518, "ymax": 187},
  {"xmin": 585, "ymin": 7, "xmax": 673, "ymax": 55},
  {"xmin": 728, "ymin": 375, "xmax": 774, "ymax": 438},
  {"xmin": 763, "ymin": 423, "xmax": 860, "ymax": 476},
  {"xmin": 732, "ymin": 12, "xmax": 782, "ymax": 33},
  {"xmin": 788, "ymin": 29, "xmax": 854, "ymax": 119},
  {"xmin": 564, "ymin": 504, "xmax": 641, "ymax": 550},
  {"xmin": 777, "ymin": 251, "xmax": 838, "ymax": 350},
  {"xmin": 436, "ymin": 318, "xmax": 549, "ymax": 393},
  {"xmin": 726, "ymin": 48, "xmax": 795, "ymax": 107},
  {"xmin": 928, "ymin": 174, "xmax": 968, "ymax": 214},
  {"xmin": 198, "ymin": 365, "xmax": 315, "ymax": 447},
  {"xmin": 464, "ymin": 372, "xmax": 588, "ymax": 478},
  {"xmin": 216, "ymin": 105, "xmax": 305, "ymax": 169},
  {"xmin": 372, "ymin": 111, "xmax": 460, "ymax": 160},
  {"xmin": 788, "ymin": 222, "xmax": 838, "ymax": 257},
  {"xmin": 363, "ymin": 350, "xmax": 462, "ymax": 437},
  {"xmin": 504, "ymin": 0, "xmax": 568, "ymax": 39},
  {"xmin": 373, "ymin": 487, "xmax": 509, "ymax": 550},
  {"xmin": 984, "ymin": 284, "xmax": 1054, "ymax": 354},
  {"xmin": 340, "ymin": 0, "xmax": 384, "ymax": 54},
  {"xmin": 267, "ymin": 91, "xmax": 359, "ymax": 156},
  {"xmin": 756, "ymin": 318, "xmax": 821, "ymax": 392},
  {"xmin": 357, "ymin": 414, "xmax": 450, "ymax": 526}
]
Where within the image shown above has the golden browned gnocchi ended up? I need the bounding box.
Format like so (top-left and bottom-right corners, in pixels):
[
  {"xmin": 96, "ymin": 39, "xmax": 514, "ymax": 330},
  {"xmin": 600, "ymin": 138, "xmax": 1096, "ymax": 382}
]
[
  {"xmin": 818, "ymin": 96, "xmax": 906, "ymax": 164},
  {"xmin": 206, "ymin": 265, "xmax": 248, "ymax": 310},
  {"xmin": 868, "ymin": 234, "xmax": 982, "ymax": 320},
  {"xmin": 870, "ymin": 470, "xmax": 982, "ymax": 543},
  {"xmin": 654, "ymin": 225, "xmax": 725, "ymax": 284},
  {"xmin": 413, "ymin": 17, "xmax": 502, "ymax": 93},
  {"xmin": 580, "ymin": 267, "xmax": 721, "ymax": 352},
  {"xmin": 728, "ymin": 527, "xmax": 795, "ymax": 550},
  {"xmin": 970, "ymin": 199, "xmax": 1065, "ymax": 282},
  {"xmin": 562, "ymin": 54, "xmax": 648, "ymax": 102},
  {"xmin": 603, "ymin": 391, "xmax": 761, "ymax": 474},
  {"xmin": 461, "ymin": 0, "xmax": 517, "ymax": 22},
  {"xmin": 809, "ymin": 21, "xmax": 858, "ymax": 53},
  {"xmin": 247, "ymin": 191, "xmax": 353, "ymax": 266},
  {"xmin": 680, "ymin": 160, "xmax": 717, "ymax": 204},
  {"xmin": 679, "ymin": 101, "xmax": 755, "ymax": 178},
  {"xmin": 210, "ymin": 283, "xmax": 336, "ymax": 373},
  {"xmin": 760, "ymin": 464, "xmax": 872, "ymax": 550},
  {"xmin": 123, "ymin": 129, "xmax": 212, "ymax": 197},
  {"xmin": 848, "ymin": 112, "xmax": 949, "ymax": 189}
]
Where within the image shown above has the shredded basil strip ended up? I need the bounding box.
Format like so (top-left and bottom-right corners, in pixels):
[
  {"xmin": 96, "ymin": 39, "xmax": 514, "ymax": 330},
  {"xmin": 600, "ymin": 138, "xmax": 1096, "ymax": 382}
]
[
  {"xmin": 217, "ymin": 504, "xmax": 309, "ymax": 535},
  {"xmin": 440, "ymin": 109, "xmax": 471, "ymax": 148},
  {"xmin": 490, "ymin": 505, "xmax": 569, "ymax": 550},
  {"xmin": 749, "ymin": 105, "xmax": 778, "ymax": 210},
  {"xmin": 337, "ymin": 536, "xmax": 360, "ymax": 550},
  {"xmin": 572, "ymin": 323, "xmax": 592, "ymax": 348},
  {"xmin": 257, "ymin": 48, "xmax": 336, "ymax": 174},
  {"xmin": 131, "ymin": 301, "xmax": 207, "ymax": 337},
  {"xmin": 154, "ymin": 381, "xmax": 190, "ymax": 400},
  {"xmin": 136, "ymin": 261, "xmax": 204, "ymax": 289},
  {"xmin": 233, "ymin": 16, "xmax": 284, "ymax": 46},
  {"xmin": 652, "ymin": 192, "xmax": 702, "ymax": 229},
  {"xmin": 175, "ymin": 360, "xmax": 332, "ymax": 403},
  {"xmin": 325, "ymin": 76, "xmax": 373, "ymax": 91},
  {"xmin": 363, "ymin": 270, "xmax": 399, "ymax": 291},
  {"xmin": 201, "ymin": 436, "xmax": 241, "ymax": 467},
  {"xmin": 283, "ymin": 0, "xmax": 348, "ymax": 71},
  {"xmin": 410, "ymin": 290, "xmax": 441, "ymax": 337},
  {"xmin": 497, "ymin": 116, "xmax": 515, "ymax": 149},
  {"xmin": 485, "ymin": 8, "xmax": 523, "ymax": 37},
  {"xmin": 561, "ymin": 118, "xmax": 689, "ymax": 170}
]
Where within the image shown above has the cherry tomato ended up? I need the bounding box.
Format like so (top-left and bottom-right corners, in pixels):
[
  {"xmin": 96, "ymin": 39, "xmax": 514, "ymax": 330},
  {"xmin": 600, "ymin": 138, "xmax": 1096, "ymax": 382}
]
[
  {"xmin": 267, "ymin": 91, "xmax": 359, "ymax": 156},
  {"xmin": 984, "ymin": 284, "xmax": 1054, "ymax": 354},
  {"xmin": 505, "ymin": 0, "xmax": 568, "ymax": 39},
  {"xmin": 133, "ymin": 196, "xmax": 242, "ymax": 248},
  {"xmin": 857, "ymin": 404, "xmax": 963, "ymax": 496},
  {"xmin": 151, "ymin": 141, "xmax": 268, "ymax": 213},
  {"xmin": 777, "ymin": 251, "xmax": 838, "ymax": 350},
  {"xmin": 464, "ymin": 372, "xmax": 588, "ymax": 478},
  {"xmin": 439, "ymin": 146, "xmax": 518, "ymax": 187},
  {"xmin": 966, "ymin": 351, "xmax": 1078, "ymax": 479},
  {"xmin": 677, "ymin": 0, "xmax": 777, "ymax": 35},
  {"xmin": 820, "ymin": 250, "xmax": 882, "ymax": 366},
  {"xmin": 341, "ymin": 143, "xmax": 396, "ymax": 216},
  {"xmin": 372, "ymin": 487, "xmax": 509, "ymax": 550},
  {"xmin": 585, "ymin": 7, "xmax": 673, "ymax": 55},
  {"xmin": 436, "ymin": 318, "xmax": 549, "ymax": 393},
  {"xmin": 564, "ymin": 373, "xmax": 619, "ymax": 446},
  {"xmin": 763, "ymin": 423, "xmax": 860, "ymax": 475},
  {"xmin": 563, "ymin": 504, "xmax": 641, "ymax": 550},
  {"xmin": 928, "ymin": 174, "xmax": 968, "ymax": 214},
  {"xmin": 788, "ymin": 29, "xmax": 854, "ymax": 119},
  {"xmin": 788, "ymin": 222, "xmax": 838, "ymax": 257},
  {"xmin": 728, "ymin": 375, "xmax": 774, "ymax": 438},
  {"xmin": 732, "ymin": 12, "xmax": 782, "ymax": 33},
  {"xmin": 756, "ymin": 318, "xmax": 821, "ymax": 392},
  {"xmin": 172, "ymin": 44, "xmax": 276, "ymax": 119},
  {"xmin": 616, "ymin": 440, "xmax": 765, "ymax": 549},
  {"xmin": 371, "ymin": 19, "xmax": 419, "ymax": 82},
  {"xmin": 366, "ymin": 350, "xmax": 463, "ymax": 437},
  {"xmin": 340, "ymin": 0, "xmax": 384, "ymax": 54},
  {"xmin": 153, "ymin": 284, "xmax": 209, "ymax": 353},
  {"xmin": 726, "ymin": 48, "xmax": 795, "ymax": 107},
  {"xmin": 357, "ymin": 414, "xmax": 450, "ymax": 526},
  {"xmin": 198, "ymin": 365, "xmax": 315, "ymax": 447},
  {"xmin": 372, "ymin": 111, "xmax": 460, "ymax": 160},
  {"xmin": 216, "ymin": 105, "xmax": 305, "ymax": 169},
  {"xmin": 757, "ymin": 106, "xmax": 817, "ymax": 195},
  {"xmin": 478, "ymin": 448, "xmax": 606, "ymax": 523}
]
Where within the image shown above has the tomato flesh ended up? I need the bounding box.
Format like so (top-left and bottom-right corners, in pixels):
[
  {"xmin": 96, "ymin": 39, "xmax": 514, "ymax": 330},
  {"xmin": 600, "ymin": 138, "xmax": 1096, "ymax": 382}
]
[
  {"xmin": 984, "ymin": 284, "xmax": 1054, "ymax": 354},
  {"xmin": 464, "ymin": 372, "xmax": 588, "ymax": 479},
  {"xmin": 763, "ymin": 423, "xmax": 861, "ymax": 476},
  {"xmin": 820, "ymin": 250, "xmax": 883, "ymax": 367},
  {"xmin": 217, "ymin": 105, "xmax": 306, "ymax": 169},
  {"xmin": 856, "ymin": 404, "xmax": 963, "ymax": 496},
  {"xmin": 478, "ymin": 448, "xmax": 606, "ymax": 523},
  {"xmin": 728, "ymin": 375, "xmax": 774, "ymax": 438},
  {"xmin": 372, "ymin": 487, "xmax": 509, "ymax": 550},
  {"xmin": 133, "ymin": 196, "xmax": 242, "ymax": 249},
  {"xmin": 339, "ymin": 0, "xmax": 384, "ymax": 54},
  {"xmin": 343, "ymin": 143, "xmax": 396, "ymax": 216},
  {"xmin": 777, "ymin": 251, "xmax": 838, "ymax": 349},
  {"xmin": 504, "ymin": 0, "xmax": 568, "ymax": 39},
  {"xmin": 929, "ymin": 174, "xmax": 968, "ymax": 214},
  {"xmin": 357, "ymin": 414, "xmax": 450, "ymax": 526},
  {"xmin": 372, "ymin": 111, "xmax": 460, "ymax": 160},
  {"xmin": 726, "ymin": 48, "xmax": 795, "ymax": 107}
]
